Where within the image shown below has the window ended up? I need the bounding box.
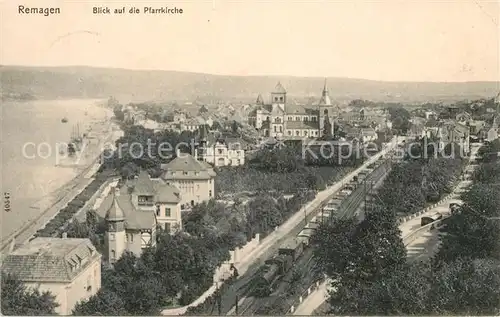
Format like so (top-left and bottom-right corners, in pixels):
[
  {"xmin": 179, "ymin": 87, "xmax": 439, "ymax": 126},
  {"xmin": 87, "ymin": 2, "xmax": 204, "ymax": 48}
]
[
  {"xmin": 111, "ymin": 250, "xmax": 116, "ymax": 260},
  {"xmin": 288, "ymin": 116, "xmax": 292, "ymax": 121},
  {"xmin": 295, "ymin": 117, "xmax": 300, "ymax": 121},
  {"xmin": 237, "ymin": 159, "xmax": 241, "ymax": 165},
  {"xmin": 274, "ymin": 126, "xmax": 277, "ymax": 132},
  {"xmin": 209, "ymin": 190, "xmax": 212, "ymax": 197},
  {"xmin": 304, "ymin": 117, "xmax": 309, "ymax": 121},
  {"xmin": 274, "ymin": 97, "xmax": 278, "ymax": 101},
  {"xmin": 288, "ymin": 131, "xmax": 292, "ymax": 135},
  {"xmin": 183, "ymin": 171, "xmax": 188, "ymax": 175},
  {"xmin": 191, "ymin": 200, "xmax": 195, "ymax": 206},
  {"xmin": 279, "ymin": 126, "xmax": 283, "ymax": 132},
  {"xmin": 312, "ymin": 117, "xmax": 317, "ymax": 122},
  {"xmin": 296, "ymin": 131, "xmax": 300, "ymax": 136},
  {"xmin": 165, "ymin": 223, "xmax": 171, "ymax": 233},
  {"xmin": 218, "ymin": 149, "xmax": 223, "ymax": 154},
  {"xmin": 130, "ymin": 234, "xmax": 134, "ymax": 242},
  {"xmin": 324, "ymin": 109, "xmax": 328, "ymax": 115},
  {"xmin": 279, "ymin": 97, "xmax": 283, "ymax": 101},
  {"xmin": 110, "ymin": 233, "xmax": 115, "ymax": 241},
  {"xmin": 165, "ymin": 208, "xmax": 171, "ymax": 217},
  {"xmin": 156, "ymin": 205, "xmax": 161, "ymax": 216}
]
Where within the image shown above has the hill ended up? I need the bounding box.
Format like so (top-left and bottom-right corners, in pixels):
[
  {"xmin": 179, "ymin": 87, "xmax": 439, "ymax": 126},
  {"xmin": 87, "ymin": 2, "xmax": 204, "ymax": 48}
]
[{"xmin": 1, "ymin": 65, "xmax": 498, "ymax": 104}]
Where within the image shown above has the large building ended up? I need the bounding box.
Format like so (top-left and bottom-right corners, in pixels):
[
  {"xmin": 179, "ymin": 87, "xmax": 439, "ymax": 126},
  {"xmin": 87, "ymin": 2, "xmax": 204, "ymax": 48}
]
[
  {"xmin": 1, "ymin": 237, "xmax": 102, "ymax": 315},
  {"xmin": 161, "ymin": 150, "xmax": 216, "ymax": 207},
  {"xmin": 99, "ymin": 171, "xmax": 183, "ymax": 262},
  {"xmin": 203, "ymin": 140, "xmax": 246, "ymax": 167},
  {"xmin": 249, "ymin": 81, "xmax": 337, "ymax": 139}
]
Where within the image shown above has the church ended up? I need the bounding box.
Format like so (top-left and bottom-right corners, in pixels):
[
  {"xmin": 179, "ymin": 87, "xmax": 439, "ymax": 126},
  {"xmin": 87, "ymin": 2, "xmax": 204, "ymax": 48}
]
[{"xmin": 248, "ymin": 81, "xmax": 337, "ymax": 139}]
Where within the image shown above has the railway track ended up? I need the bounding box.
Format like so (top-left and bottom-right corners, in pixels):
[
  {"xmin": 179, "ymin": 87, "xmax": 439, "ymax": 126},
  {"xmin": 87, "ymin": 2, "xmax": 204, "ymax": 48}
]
[{"xmin": 232, "ymin": 160, "xmax": 394, "ymax": 315}]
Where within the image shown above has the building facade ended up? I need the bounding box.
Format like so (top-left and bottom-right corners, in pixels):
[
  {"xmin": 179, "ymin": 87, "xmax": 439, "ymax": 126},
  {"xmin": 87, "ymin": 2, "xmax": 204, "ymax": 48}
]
[
  {"xmin": 249, "ymin": 81, "xmax": 336, "ymax": 139},
  {"xmin": 1, "ymin": 237, "xmax": 102, "ymax": 315},
  {"xmin": 161, "ymin": 150, "xmax": 216, "ymax": 206},
  {"xmin": 203, "ymin": 141, "xmax": 245, "ymax": 166},
  {"xmin": 98, "ymin": 171, "xmax": 184, "ymax": 262}
]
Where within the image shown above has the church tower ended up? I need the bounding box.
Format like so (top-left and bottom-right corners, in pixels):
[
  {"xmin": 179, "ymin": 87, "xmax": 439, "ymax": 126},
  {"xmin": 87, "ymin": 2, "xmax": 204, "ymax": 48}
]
[
  {"xmin": 271, "ymin": 82, "xmax": 287, "ymax": 112},
  {"xmin": 318, "ymin": 79, "xmax": 335, "ymax": 138},
  {"xmin": 105, "ymin": 189, "xmax": 126, "ymax": 264}
]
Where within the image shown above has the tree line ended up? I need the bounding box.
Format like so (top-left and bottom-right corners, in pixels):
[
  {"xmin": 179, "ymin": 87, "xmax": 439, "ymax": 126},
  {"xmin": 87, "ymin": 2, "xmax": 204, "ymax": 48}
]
[{"xmin": 313, "ymin": 144, "xmax": 500, "ymax": 315}]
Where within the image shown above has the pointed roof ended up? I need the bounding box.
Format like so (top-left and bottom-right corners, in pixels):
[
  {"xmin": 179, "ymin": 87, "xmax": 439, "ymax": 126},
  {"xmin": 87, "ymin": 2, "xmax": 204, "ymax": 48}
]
[
  {"xmin": 256, "ymin": 94, "xmax": 265, "ymax": 105},
  {"xmin": 318, "ymin": 79, "xmax": 332, "ymax": 106},
  {"xmin": 133, "ymin": 170, "xmax": 156, "ymax": 195},
  {"xmin": 106, "ymin": 191, "xmax": 125, "ymax": 222},
  {"xmin": 274, "ymin": 82, "xmax": 286, "ymax": 94}
]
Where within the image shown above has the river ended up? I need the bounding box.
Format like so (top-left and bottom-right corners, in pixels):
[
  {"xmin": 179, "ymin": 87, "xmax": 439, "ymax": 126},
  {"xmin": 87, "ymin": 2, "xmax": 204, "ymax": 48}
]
[{"xmin": 1, "ymin": 99, "xmax": 112, "ymax": 240}]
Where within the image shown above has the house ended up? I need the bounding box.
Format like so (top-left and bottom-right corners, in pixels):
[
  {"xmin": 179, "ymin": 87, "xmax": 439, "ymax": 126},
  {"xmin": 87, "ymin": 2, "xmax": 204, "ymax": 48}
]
[
  {"xmin": 437, "ymin": 121, "xmax": 471, "ymax": 154},
  {"xmin": 98, "ymin": 171, "xmax": 180, "ymax": 261},
  {"xmin": 456, "ymin": 111, "xmax": 472, "ymax": 122},
  {"xmin": 360, "ymin": 128, "xmax": 378, "ymax": 143},
  {"xmin": 424, "ymin": 111, "xmax": 438, "ymax": 120},
  {"xmin": 203, "ymin": 140, "xmax": 245, "ymax": 166},
  {"xmin": 248, "ymin": 81, "xmax": 336, "ymax": 139},
  {"xmin": 181, "ymin": 118, "xmax": 202, "ymax": 132},
  {"xmin": 467, "ymin": 120, "xmax": 486, "ymax": 135},
  {"xmin": 161, "ymin": 150, "xmax": 216, "ymax": 207},
  {"xmin": 1, "ymin": 237, "xmax": 101, "ymax": 315}
]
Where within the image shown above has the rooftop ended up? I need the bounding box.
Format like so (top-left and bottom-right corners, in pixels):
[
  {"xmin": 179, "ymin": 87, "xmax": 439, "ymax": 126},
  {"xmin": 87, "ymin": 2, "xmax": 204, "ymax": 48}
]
[{"xmin": 2, "ymin": 238, "xmax": 100, "ymax": 282}]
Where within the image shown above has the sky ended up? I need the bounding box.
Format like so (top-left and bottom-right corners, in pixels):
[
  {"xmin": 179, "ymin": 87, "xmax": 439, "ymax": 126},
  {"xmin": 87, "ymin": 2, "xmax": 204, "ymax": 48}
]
[{"xmin": 1, "ymin": 0, "xmax": 499, "ymax": 82}]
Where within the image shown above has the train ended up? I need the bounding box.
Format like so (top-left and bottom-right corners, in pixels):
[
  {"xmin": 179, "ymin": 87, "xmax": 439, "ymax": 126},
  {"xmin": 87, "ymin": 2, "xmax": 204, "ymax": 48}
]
[
  {"xmin": 249, "ymin": 168, "xmax": 378, "ymax": 298},
  {"xmin": 251, "ymin": 237, "xmax": 305, "ymax": 297}
]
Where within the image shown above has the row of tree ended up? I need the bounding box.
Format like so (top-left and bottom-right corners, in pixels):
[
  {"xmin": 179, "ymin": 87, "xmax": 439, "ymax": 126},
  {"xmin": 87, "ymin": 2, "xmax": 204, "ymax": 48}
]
[
  {"xmin": 376, "ymin": 156, "xmax": 464, "ymax": 216},
  {"xmin": 313, "ymin": 144, "xmax": 500, "ymax": 315}
]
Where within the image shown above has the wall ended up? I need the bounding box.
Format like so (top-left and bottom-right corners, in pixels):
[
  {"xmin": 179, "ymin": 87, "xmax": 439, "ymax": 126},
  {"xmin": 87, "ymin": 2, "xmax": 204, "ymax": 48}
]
[
  {"xmin": 25, "ymin": 282, "xmax": 67, "ymax": 315},
  {"xmin": 156, "ymin": 202, "xmax": 182, "ymax": 232},
  {"xmin": 161, "ymin": 234, "xmax": 261, "ymax": 315},
  {"xmin": 170, "ymin": 179, "xmax": 213, "ymax": 206},
  {"xmin": 24, "ymin": 256, "xmax": 101, "ymax": 315},
  {"xmin": 66, "ymin": 256, "xmax": 102, "ymax": 315}
]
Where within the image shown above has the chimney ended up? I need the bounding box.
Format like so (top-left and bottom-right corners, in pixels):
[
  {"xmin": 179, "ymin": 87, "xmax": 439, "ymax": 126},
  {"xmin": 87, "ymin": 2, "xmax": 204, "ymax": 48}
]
[
  {"xmin": 62, "ymin": 232, "xmax": 68, "ymax": 239},
  {"xmin": 194, "ymin": 149, "xmax": 198, "ymax": 161},
  {"xmin": 176, "ymin": 148, "xmax": 181, "ymax": 157}
]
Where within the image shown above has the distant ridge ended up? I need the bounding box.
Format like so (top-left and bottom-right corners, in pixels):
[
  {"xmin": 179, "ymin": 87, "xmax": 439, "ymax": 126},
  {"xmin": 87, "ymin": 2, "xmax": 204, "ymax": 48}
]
[{"xmin": 1, "ymin": 65, "xmax": 498, "ymax": 104}]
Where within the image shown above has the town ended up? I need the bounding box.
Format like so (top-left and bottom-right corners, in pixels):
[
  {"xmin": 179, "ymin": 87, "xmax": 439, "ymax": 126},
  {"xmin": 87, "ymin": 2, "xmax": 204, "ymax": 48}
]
[{"xmin": 2, "ymin": 79, "xmax": 500, "ymax": 316}]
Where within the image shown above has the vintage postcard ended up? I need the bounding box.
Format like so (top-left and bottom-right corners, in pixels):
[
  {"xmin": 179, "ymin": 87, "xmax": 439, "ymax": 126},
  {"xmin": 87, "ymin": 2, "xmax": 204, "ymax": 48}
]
[{"xmin": 1, "ymin": 0, "xmax": 499, "ymax": 315}]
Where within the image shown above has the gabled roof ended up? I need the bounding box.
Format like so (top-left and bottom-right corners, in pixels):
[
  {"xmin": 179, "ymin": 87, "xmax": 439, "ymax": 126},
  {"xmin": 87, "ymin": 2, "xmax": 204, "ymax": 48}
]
[
  {"xmin": 285, "ymin": 120, "xmax": 318, "ymax": 130},
  {"xmin": 274, "ymin": 82, "xmax": 286, "ymax": 94},
  {"xmin": 2, "ymin": 238, "xmax": 99, "ymax": 282},
  {"xmin": 133, "ymin": 171, "xmax": 156, "ymax": 195},
  {"xmin": 162, "ymin": 153, "xmax": 216, "ymax": 179},
  {"xmin": 152, "ymin": 180, "xmax": 181, "ymax": 203},
  {"xmin": 97, "ymin": 193, "xmax": 156, "ymax": 230}
]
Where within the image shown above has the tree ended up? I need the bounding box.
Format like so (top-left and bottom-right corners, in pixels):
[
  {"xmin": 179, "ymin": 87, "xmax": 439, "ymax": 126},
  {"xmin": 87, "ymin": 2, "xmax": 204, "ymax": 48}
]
[
  {"xmin": 429, "ymin": 258, "xmax": 500, "ymax": 315},
  {"xmin": 1, "ymin": 273, "xmax": 59, "ymax": 315},
  {"xmin": 72, "ymin": 289, "xmax": 128, "ymax": 316},
  {"xmin": 314, "ymin": 206, "xmax": 407, "ymax": 315}
]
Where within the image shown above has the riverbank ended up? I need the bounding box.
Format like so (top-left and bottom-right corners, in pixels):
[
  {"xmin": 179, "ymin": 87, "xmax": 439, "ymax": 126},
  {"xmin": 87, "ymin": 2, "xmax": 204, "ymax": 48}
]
[{"xmin": 1, "ymin": 100, "xmax": 122, "ymax": 249}]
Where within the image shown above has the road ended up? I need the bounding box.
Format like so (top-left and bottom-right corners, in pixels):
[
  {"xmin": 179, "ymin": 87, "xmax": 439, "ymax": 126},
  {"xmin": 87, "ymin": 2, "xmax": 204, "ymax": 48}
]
[{"xmin": 161, "ymin": 139, "xmax": 401, "ymax": 315}]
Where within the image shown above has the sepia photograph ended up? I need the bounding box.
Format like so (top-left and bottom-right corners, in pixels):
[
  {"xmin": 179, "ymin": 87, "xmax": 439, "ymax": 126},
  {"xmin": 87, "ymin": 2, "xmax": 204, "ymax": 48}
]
[{"xmin": 1, "ymin": 0, "xmax": 499, "ymax": 315}]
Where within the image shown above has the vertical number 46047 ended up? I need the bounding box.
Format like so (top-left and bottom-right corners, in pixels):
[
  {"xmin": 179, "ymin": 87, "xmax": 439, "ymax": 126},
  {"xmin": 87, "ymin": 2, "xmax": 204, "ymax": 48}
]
[{"xmin": 4, "ymin": 192, "xmax": 11, "ymax": 212}]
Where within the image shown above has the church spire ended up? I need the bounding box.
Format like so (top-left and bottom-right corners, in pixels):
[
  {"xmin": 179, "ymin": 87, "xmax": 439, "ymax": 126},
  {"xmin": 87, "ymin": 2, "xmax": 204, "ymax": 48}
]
[{"xmin": 319, "ymin": 78, "xmax": 331, "ymax": 106}]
